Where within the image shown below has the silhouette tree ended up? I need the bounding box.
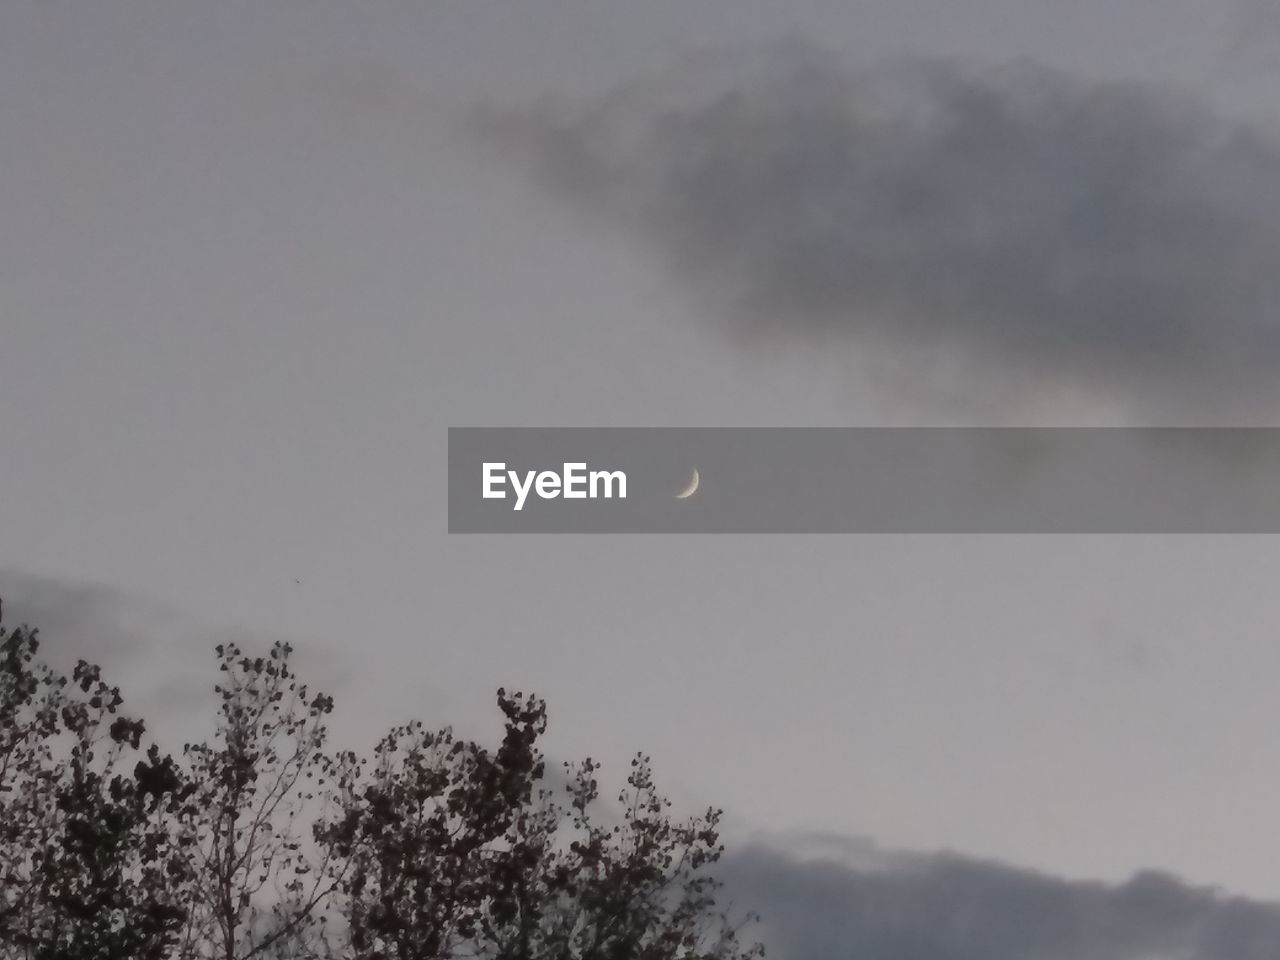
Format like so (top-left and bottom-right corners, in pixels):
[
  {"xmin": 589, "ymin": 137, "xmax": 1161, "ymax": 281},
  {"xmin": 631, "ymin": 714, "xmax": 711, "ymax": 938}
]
[
  {"xmin": 0, "ymin": 614, "xmax": 196, "ymax": 960},
  {"xmin": 0, "ymin": 601, "xmax": 762, "ymax": 960},
  {"xmin": 317, "ymin": 692, "xmax": 761, "ymax": 960},
  {"xmin": 176, "ymin": 641, "xmax": 346, "ymax": 960}
]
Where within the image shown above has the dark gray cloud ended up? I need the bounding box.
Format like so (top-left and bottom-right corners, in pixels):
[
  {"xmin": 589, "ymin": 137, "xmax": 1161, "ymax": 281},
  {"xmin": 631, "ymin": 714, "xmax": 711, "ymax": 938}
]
[
  {"xmin": 723, "ymin": 838, "xmax": 1280, "ymax": 960},
  {"xmin": 486, "ymin": 46, "xmax": 1280, "ymax": 416}
]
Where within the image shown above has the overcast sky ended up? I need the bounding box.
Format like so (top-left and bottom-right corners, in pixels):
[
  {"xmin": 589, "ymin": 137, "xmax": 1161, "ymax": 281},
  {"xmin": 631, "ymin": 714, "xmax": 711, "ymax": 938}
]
[{"xmin": 6, "ymin": 3, "xmax": 1280, "ymax": 955}]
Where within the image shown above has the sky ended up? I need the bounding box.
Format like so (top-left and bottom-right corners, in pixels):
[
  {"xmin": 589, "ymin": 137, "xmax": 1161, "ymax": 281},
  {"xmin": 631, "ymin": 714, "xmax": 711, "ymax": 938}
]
[{"xmin": 6, "ymin": 3, "xmax": 1280, "ymax": 956}]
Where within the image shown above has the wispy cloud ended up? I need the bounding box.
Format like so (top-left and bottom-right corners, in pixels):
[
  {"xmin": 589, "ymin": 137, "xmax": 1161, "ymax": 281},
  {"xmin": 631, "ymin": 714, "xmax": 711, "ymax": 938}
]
[
  {"xmin": 485, "ymin": 45, "xmax": 1280, "ymax": 418},
  {"xmin": 0, "ymin": 571, "xmax": 351, "ymax": 745},
  {"xmin": 1230, "ymin": 0, "xmax": 1280, "ymax": 66},
  {"xmin": 0, "ymin": 570, "xmax": 175, "ymax": 668}
]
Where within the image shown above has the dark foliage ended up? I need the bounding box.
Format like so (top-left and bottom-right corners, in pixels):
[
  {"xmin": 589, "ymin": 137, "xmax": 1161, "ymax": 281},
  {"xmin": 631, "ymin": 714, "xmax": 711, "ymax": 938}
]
[{"xmin": 0, "ymin": 601, "xmax": 761, "ymax": 960}]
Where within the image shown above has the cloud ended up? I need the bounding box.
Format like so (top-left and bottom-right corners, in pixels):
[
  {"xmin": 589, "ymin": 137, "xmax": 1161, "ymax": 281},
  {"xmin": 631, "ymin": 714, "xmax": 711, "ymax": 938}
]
[
  {"xmin": 0, "ymin": 570, "xmax": 174, "ymax": 668},
  {"xmin": 0, "ymin": 571, "xmax": 353, "ymax": 746},
  {"xmin": 484, "ymin": 46, "xmax": 1280, "ymax": 418},
  {"xmin": 0, "ymin": 571, "xmax": 216, "ymax": 743},
  {"xmin": 1230, "ymin": 0, "xmax": 1280, "ymax": 66},
  {"xmin": 723, "ymin": 838, "xmax": 1280, "ymax": 960}
]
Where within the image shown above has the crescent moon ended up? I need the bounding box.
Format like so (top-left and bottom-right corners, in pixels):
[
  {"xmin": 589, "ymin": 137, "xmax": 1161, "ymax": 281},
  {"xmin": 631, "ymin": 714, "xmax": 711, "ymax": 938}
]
[{"xmin": 674, "ymin": 468, "xmax": 700, "ymax": 499}]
